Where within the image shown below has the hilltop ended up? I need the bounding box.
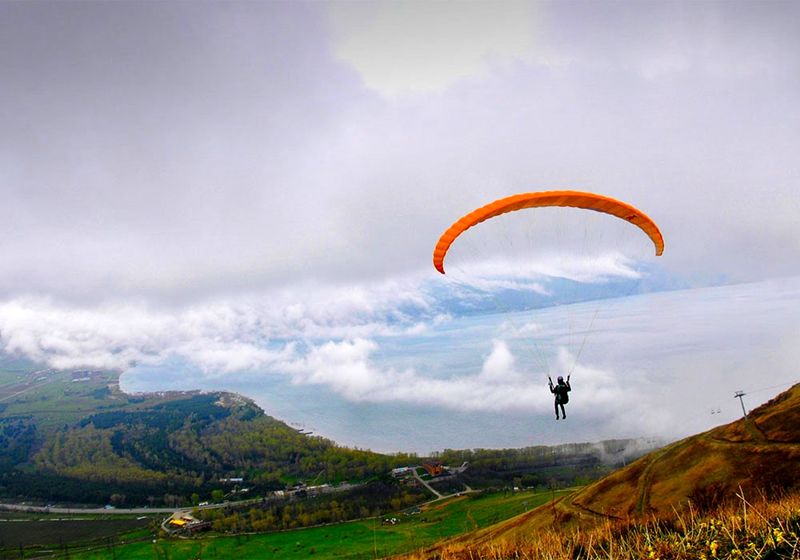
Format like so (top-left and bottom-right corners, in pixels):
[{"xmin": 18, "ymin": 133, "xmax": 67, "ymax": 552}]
[{"xmin": 415, "ymin": 383, "xmax": 800, "ymax": 556}]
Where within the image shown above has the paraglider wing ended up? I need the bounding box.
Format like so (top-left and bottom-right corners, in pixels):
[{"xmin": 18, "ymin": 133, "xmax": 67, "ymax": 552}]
[{"xmin": 432, "ymin": 190, "xmax": 664, "ymax": 274}]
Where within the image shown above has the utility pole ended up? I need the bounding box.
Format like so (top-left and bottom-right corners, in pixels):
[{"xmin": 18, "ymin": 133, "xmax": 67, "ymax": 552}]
[{"xmin": 734, "ymin": 390, "xmax": 748, "ymax": 418}]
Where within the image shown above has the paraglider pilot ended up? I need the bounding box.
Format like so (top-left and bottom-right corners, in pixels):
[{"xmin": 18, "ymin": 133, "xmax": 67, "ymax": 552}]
[{"xmin": 549, "ymin": 375, "xmax": 571, "ymax": 420}]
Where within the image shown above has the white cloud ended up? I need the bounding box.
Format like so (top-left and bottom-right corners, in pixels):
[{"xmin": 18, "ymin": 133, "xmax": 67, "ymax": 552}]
[
  {"xmin": 552, "ymin": 347, "xmax": 627, "ymax": 408},
  {"xmin": 479, "ymin": 340, "xmax": 519, "ymax": 383},
  {"xmin": 0, "ymin": 278, "xmax": 433, "ymax": 374},
  {"xmin": 277, "ymin": 337, "xmax": 624, "ymax": 415},
  {"xmin": 444, "ymin": 252, "xmax": 642, "ymax": 288},
  {"xmin": 328, "ymin": 0, "xmax": 539, "ymax": 95}
]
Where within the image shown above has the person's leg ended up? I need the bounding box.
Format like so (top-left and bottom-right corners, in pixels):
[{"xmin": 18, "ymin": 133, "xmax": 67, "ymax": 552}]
[
  {"xmin": 554, "ymin": 400, "xmax": 560, "ymax": 419},
  {"xmin": 560, "ymin": 403, "xmax": 566, "ymax": 419}
]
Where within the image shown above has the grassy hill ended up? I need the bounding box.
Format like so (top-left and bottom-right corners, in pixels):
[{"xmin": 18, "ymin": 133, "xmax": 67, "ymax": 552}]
[
  {"xmin": 572, "ymin": 382, "xmax": 800, "ymax": 519},
  {"xmin": 408, "ymin": 383, "xmax": 800, "ymax": 558}
]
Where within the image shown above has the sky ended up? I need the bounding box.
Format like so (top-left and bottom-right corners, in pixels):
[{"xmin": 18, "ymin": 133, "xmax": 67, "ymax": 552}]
[{"xmin": 1, "ymin": 1, "xmax": 799, "ymax": 453}]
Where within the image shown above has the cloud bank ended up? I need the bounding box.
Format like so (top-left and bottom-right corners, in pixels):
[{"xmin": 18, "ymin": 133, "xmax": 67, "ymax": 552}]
[
  {"xmin": 1, "ymin": 2, "xmax": 798, "ymax": 304},
  {"xmin": 3, "ymin": 277, "xmax": 799, "ymax": 422}
]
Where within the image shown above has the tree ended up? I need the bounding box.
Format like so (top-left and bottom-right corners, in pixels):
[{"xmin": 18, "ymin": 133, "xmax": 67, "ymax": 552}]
[{"xmin": 109, "ymin": 493, "xmax": 126, "ymax": 506}]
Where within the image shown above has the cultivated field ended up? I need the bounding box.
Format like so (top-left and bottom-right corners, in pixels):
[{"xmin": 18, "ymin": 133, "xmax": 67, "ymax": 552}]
[{"xmin": 0, "ymin": 512, "xmax": 156, "ymax": 558}]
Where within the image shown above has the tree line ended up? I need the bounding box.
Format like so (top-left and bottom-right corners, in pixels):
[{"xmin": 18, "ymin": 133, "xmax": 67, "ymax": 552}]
[
  {"xmin": 0, "ymin": 393, "xmax": 417, "ymax": 506},
  {"xmin": 198, "ymin": 479, "xmax": 427, "ymax": 533}
]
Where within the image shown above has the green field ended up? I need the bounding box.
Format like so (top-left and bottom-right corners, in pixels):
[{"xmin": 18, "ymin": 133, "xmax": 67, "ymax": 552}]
[
  {"xmin": 0, "ymin": 517, "xmax": 155, "ymax": 549},
  {"xmin": 66, "ymin": 489, "xmax": 571, "ymax": 560},
  {"xmin": 0, "ymin": 365, "xmax": 127, "ymax": 434},
  {"xmin": 0, "ymin": 360, "xmax": 191, "ymax": 435}
]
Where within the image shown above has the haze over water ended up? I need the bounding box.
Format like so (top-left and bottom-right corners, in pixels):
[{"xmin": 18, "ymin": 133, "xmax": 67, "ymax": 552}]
[{"xmin": 122, "ymin": 278, "xmax": 800, "ymax": 454}]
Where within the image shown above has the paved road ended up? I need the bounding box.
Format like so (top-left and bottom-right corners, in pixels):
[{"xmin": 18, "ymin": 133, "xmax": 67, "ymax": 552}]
[
  {"xmin": 0, "ymin": 483, "xmax": 362, "ymax": 516},
  {"xmin": 411, "ymin": 469, "xmax": 443, "ymax": 498},
  {"xmin": 0, "ymin": 503, "xmax": 187, "ymax": 515},
  {"xmin": 409, "ymin": 467, "xmax": 479, "ymax": 504},
  {"xmin": 0, "ymin": 500, "xmax": 262, "ymax": 515}
]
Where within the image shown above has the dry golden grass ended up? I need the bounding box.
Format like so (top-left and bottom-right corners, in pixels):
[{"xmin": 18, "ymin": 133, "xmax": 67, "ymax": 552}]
[
  {"xmin": 399, "ymin": 384, "xmax": 800, "ymax": 559},
  {"xmin": 547, "ymin": 384, "xmax": 800, "ymax": 521},
  {"xmin": 401, "ymin": 490, "xmax": 800, "ymax": 559}
]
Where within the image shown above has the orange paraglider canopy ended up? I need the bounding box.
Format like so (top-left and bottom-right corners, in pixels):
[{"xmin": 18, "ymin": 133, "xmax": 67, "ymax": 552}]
[{"xmin": 433, "ymin": 190, "xmax": 664, "ymax": 274}]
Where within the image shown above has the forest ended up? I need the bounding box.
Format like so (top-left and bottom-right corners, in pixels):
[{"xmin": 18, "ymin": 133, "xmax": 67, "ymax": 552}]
[{"xmin": 0, "ymin": 386, "xmax": 414, "ymax": 506}]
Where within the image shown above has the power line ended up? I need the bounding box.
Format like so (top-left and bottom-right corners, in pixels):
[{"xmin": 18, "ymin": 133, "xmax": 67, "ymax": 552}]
[{"xmin": 743, "ymin": 380, "xmax": 796, "ymax": 396}]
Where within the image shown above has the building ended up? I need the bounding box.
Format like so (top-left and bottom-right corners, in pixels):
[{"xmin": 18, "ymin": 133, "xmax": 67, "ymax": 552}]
[
  {"xmin": 422, "ymin": 461, "xmax": 444, "ymax": 477},
  {"xmin": 166, "ymin": 513, "xmax": 211, "ymax": 534}
]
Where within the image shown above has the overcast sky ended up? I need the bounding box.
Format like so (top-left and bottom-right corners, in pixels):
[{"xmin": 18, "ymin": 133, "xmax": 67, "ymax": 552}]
[{"xmin": 1, "ymin": 1, "xmax": 799, "ymax": 451}]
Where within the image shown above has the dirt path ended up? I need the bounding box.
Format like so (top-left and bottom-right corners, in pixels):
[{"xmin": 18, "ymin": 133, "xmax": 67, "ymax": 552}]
[
  {"xmin": 634, "ymin": 441, "xmax": 681, "ymax": 515},
  {"xmin": 562, "ymin": 492, "xmax": 623, "ymax": 521}
]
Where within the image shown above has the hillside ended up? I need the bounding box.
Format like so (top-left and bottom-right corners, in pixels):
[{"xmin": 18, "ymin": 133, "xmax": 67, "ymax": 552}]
[
  {"xmin": 0, "ymin": 362, "xmax": 405, "ymax": 506},
  {"xmin": 573, "ymin": 382, "xmax": 800, "ymax": 518},
  {"xmin": 422, "ymin": 383, "xmax": 800, "ymax": 553}
]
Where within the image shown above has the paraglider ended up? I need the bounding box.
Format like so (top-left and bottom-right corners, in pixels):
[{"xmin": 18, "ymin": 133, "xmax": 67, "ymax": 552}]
[
  {"xmin": 433, "ymin": 190, "xmax": 664, "ymax": 275},
  {"xmin": 549, "ymin": 375, "xmax": 571, "ymax": 420},
  {"xmin": 432, "ymin": 190, "xmax": 664, "ymax": 421}
]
